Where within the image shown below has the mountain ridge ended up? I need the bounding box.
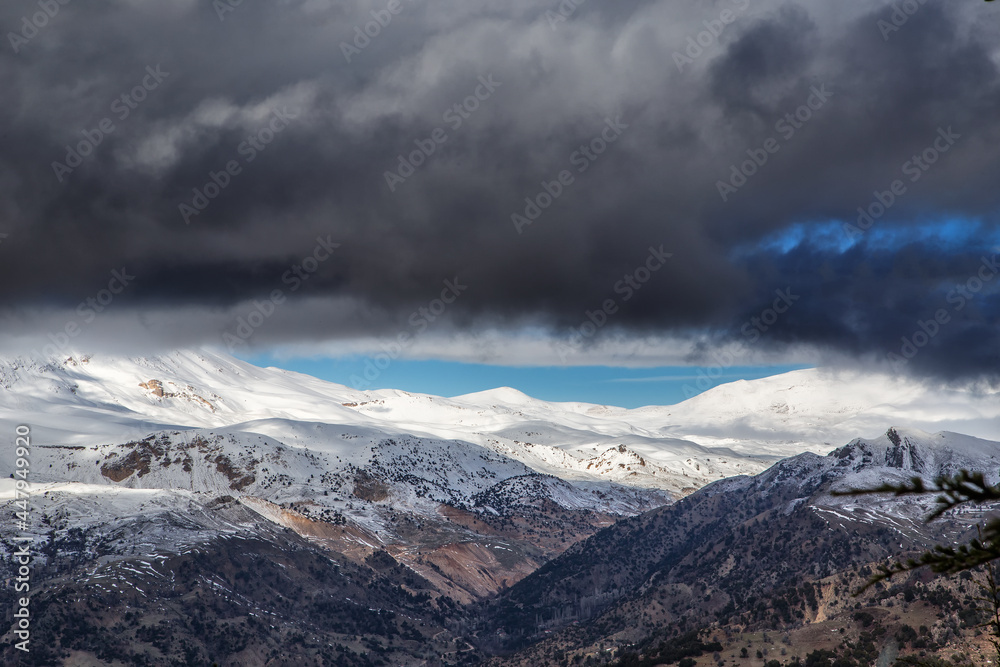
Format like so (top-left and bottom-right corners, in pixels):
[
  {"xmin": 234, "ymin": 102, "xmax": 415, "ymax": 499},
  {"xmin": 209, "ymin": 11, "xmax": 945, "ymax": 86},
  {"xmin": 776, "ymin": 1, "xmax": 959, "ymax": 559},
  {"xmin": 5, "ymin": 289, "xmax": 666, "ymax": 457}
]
[
  {"xmin": 480, "ymin": 426, "xmax": 1000, "ymax": 665},
  {"xmin": 1, "ymin": 349, "xmax": 997, "ymax": 665}
]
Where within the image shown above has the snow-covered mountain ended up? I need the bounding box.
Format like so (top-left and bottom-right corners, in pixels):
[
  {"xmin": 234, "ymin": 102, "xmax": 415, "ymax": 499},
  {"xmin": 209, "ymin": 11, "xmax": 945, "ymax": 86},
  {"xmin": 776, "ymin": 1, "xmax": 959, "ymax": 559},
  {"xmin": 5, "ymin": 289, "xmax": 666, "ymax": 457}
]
[
  {"xmin": 2, "ymin": 350, "xmax": 997, "ymax": 664},
  {"xmin": 486, "ymin": 425, "xmax": 1000, "ymax": 658},
  {"xmin": 650, "ymin": 367, "xmax": 1000, "ymax": 456},
  {"xmin": 1, "ymin": 351, "xmax": 997, "ymax": 588},
  {"xmin": 0, "ymin": 351, "xmax": 681, "ymax": 602},
  {"xmin": 2, "ymin": 351, "xmax": 996, "ymax": 495},
  {"xmin": 0, "ymin": 350, "xmax": 771, "ymax": 498}
]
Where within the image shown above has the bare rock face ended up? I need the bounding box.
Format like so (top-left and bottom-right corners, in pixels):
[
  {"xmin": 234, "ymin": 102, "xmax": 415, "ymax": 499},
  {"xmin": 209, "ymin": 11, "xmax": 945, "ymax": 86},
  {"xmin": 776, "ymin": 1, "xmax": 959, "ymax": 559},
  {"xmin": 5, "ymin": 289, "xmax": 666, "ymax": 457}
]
[
  {"xmin": 138, "ymin": 377, "xmax": 217, "ymax": 411},
  {"xmin": 139, "ymin": 379, "xmax": 165, "ymax": 397},
  {"xmin": 100, "ymin": 438, "xmax": 167, "ymax": 481},
  {"xmin": 352, "ymin": 470, "xmax": 390, "ymax": 502}
]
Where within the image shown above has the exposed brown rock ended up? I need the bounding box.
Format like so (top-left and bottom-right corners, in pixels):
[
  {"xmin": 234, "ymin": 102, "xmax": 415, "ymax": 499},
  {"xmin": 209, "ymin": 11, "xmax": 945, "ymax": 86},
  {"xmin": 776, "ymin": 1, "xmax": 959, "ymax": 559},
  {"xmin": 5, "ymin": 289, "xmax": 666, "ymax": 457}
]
[
  {"xmin": 100, "ymin": 440, "xmax": 165, "ymax": 482},
  {"xmin": 212, "ymin": 453, "xmax": 255, "ymax": 491},
  {"xmin": 138, "ymin": 379, "xmax": 217, "ymax": 411},
  {"xmin": 352, "ymin": 471, "xmax": 389, "ymax": 502},
  {"xmin": 138, "ymin": 379, "xmax": 165, "ymax": 397}
]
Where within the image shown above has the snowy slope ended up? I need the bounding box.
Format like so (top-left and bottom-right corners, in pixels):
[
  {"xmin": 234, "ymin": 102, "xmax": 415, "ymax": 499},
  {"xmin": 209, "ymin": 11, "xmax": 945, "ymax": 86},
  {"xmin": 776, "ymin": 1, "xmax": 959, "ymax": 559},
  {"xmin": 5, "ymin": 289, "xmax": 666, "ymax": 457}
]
[
  {"xmin": 0, "ymin": 352, "xmax": 685, "ymax": 566},
  {"xmin": 717, "ymin": 426, "xmax": 1000, "ymax": 539},
  {"xmin": 0, "ymin": 351, "xmax": 772, "ymax": 494},
  {"xmin": 633, "ymin": 367, "xmax": 1000, "ymax": 455},
  {"xmin": 0, "ymin": 351, "xmax": 996, "ymax": 498},
  {"xmin": 1, "ymin": 350, "xmax": 997, "ymax": 612}
]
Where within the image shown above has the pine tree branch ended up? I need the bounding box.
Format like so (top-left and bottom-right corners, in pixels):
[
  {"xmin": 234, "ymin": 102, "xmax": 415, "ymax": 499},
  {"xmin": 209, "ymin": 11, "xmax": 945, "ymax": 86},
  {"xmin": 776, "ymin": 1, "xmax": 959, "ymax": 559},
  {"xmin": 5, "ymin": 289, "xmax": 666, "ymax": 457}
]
[
  {"xmin": 833, "ymin": 470, "xmax": 1000, "ymax": 521},
  {"xmin": 839, "ymin": 472, "xmax": 1000, "ymax": 595}
]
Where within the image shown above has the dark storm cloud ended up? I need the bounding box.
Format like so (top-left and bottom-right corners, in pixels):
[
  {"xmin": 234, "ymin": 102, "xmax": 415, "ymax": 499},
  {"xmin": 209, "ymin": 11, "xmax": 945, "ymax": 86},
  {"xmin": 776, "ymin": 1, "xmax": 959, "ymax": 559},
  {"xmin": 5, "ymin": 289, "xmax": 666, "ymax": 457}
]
[
  {"xmin": 1, "ymin": 0, "xmax": 999, "ymax": 376},
  {"xmin": 722, "ymin": 238, "xmax": 1000, "ymax": 378}
]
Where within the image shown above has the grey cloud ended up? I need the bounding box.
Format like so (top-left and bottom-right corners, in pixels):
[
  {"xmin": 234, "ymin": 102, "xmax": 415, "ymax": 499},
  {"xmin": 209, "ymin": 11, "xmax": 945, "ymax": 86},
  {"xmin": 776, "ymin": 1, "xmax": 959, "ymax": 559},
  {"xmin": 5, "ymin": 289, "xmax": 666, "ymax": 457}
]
[{"xmin": 0, "ymin": 0, "xmax": 999, "ymax": 378}]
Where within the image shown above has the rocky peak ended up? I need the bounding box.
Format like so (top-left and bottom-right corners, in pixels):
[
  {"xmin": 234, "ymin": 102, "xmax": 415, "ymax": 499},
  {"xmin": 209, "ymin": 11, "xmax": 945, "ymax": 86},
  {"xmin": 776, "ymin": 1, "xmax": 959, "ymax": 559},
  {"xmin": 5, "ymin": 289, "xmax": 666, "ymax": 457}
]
[{"xmin": 884, "ymin": 429, "xmax": 926, "ymax": 473}]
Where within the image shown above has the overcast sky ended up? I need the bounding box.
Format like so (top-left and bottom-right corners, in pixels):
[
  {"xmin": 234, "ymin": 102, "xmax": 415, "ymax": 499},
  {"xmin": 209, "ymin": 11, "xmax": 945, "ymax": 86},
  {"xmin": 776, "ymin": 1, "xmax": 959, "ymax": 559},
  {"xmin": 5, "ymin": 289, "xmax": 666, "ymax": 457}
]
[{"xmin": 1, "ymin": 0, "xmax": 999, "ymax": 388}]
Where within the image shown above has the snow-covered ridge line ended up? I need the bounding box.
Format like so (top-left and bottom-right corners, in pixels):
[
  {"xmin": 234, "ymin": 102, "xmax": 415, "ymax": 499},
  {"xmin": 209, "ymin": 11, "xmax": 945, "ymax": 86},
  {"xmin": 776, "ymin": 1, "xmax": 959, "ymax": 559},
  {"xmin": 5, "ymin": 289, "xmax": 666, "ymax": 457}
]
[{"xmin": 0, "ymin": 350, "xmax": 997, "ymax": 499}]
